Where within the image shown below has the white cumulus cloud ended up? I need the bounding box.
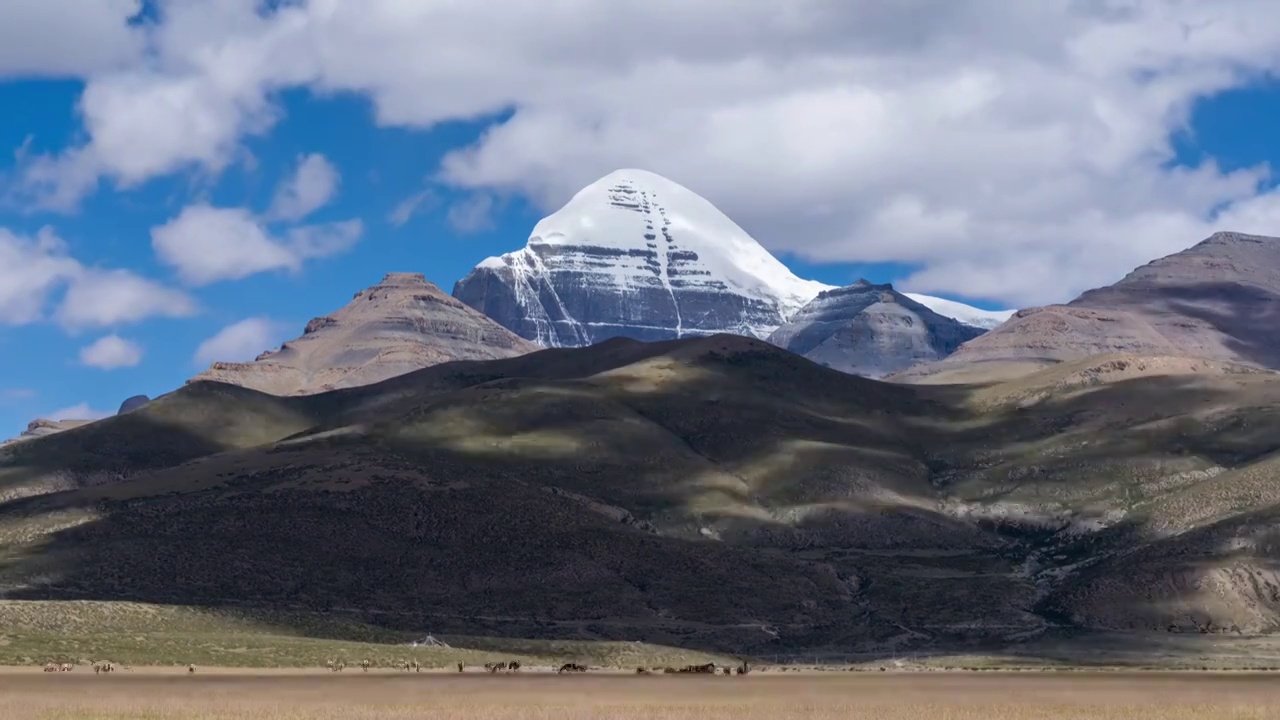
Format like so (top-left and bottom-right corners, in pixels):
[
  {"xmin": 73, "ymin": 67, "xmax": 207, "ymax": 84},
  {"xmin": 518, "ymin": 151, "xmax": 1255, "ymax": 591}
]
[
  {"xmin": 151, "ymin": 203, "xmax": 363, "ymax": 286},
  {"xmin": 0, "ymin": 226, "xmax": 195, "ymax": 329},
  {"xmin": 446, "ymin": 193, "xmax": 499, "ymax": 234},
  {"xmin": 0, "ymin": 227, "xmax": 81, "ymax": 325},
  {"xmin": 193, "ymin": 317, "xmax": 287, "ymax": 366},
  {"xmin": 57, "ymin": 268, "xmax": 198, "ymax": 330},
  {"xmin": 78, "ymin": 334, "xmax": 143, "ymax": 369},
  {"xmin": 387, "ymin": 188, "xmax": 439, "ymax": 227},
  {"xmin": 16, "ymin": 1, "xmax": 1280, "ymax": 304},
  {"xmin": 0, "ymin": 0, "xmax": 143, "ymax": 79},
  {"xmin": 269, "ymin": 153, "xmax": 341, "ymax": 221}
]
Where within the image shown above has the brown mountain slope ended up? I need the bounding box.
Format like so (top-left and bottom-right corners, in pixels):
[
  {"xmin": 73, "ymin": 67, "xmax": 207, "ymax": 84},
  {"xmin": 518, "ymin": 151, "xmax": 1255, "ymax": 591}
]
[
  {"xmin": 190, "ymin": 272, "xmax": 538, "ymax": 395},
  {"xmin": 4, "ymin": 337, "xmax": 1280, "ymax": 659},
  {"xmin": 897, "ymin": 231, "xmax": 1280, "ymax": 383}
]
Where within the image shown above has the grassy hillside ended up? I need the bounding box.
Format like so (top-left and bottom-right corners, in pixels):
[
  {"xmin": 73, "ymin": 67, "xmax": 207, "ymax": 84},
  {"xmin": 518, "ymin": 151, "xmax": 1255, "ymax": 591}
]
[
  {"xmin": 4, "ymin": 335, "xmax": 1280, "ymax": 664},
  {"xmin": 0, "ymin": 383, "xmax": 322, "ymax": 504},
  {"xmin": 0, "ymin": 600, "xmax": 730, "ymax": 668}
]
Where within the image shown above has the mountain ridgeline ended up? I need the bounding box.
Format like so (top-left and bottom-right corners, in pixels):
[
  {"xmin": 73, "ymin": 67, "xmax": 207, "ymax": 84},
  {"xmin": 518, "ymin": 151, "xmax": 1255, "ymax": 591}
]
[
  {"xmin": 8, "ymin": 169, "xmax": 1016, "ymax": 445},
  {"xmin": 899, "ymin": 231, "xmax": 1280, "ymax": 383},
  {"xmin": 767, "ymin": 280, "xmax": 986, "ymax": 378},
  {"xmin": 4, "ymin": 334, "xmax": 1280, "ymax": 660},
  {"xmin": 7, "ymin": 214, "xmax": 1280, "ymax": 662},
  {"xmin": 190, "ymin": 273, "xmax": 538, "ymax": 396},
  {"xmin": 452, "ymin": 169, "xmax": 1009, "ymax": 351}
]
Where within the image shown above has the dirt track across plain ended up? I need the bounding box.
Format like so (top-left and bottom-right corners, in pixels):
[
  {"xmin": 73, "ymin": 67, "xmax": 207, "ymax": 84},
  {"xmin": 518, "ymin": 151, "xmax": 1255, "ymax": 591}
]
[{"xmin": 7, "ymin": 670, "xmax": 1280, "ymax": 719}]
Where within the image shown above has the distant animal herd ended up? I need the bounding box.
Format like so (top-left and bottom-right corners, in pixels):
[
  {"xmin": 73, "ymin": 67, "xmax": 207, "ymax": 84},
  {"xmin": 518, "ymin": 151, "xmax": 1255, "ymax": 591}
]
[
  {"xmin": 43, "ymin": 662, "xmax": 130, "ymax": 673},
  {"xmin": 40, "ymin": 659, "xmax": 751, "ymax": 675},
  {"xmin": 323, "ymin": 658, "xmax": 750, "ymax": 675}
]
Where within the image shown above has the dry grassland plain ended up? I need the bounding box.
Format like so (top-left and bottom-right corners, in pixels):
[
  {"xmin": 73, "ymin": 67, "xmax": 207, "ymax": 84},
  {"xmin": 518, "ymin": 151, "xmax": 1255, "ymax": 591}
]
[{"xmin": 7, "ymin": 670, "xmax": 1280, "ymax": 720}]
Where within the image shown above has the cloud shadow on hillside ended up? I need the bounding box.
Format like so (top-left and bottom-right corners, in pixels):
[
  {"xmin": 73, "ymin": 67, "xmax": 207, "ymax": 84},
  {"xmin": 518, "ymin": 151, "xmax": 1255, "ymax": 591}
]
[
  {"xmin": 1, "ymin": 349, "xmax": 1278, "ymax": 667},
  {"xmin": 1157, "ymin": 281, "xmax": 1280, "ymax": 370}
]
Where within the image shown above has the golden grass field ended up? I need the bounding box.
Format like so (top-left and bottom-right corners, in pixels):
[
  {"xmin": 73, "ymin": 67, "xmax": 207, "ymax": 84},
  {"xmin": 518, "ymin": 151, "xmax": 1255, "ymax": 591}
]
[{"xmin": 7, "ymin": 669, "xmax": 1280, "ymax": 720}]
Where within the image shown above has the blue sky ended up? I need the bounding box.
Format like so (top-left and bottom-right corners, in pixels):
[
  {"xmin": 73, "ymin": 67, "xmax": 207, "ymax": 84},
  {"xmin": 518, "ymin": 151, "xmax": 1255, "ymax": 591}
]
[{"xmin": 3, "ymin": 2, "xmax": 1280, "ymax": 437}]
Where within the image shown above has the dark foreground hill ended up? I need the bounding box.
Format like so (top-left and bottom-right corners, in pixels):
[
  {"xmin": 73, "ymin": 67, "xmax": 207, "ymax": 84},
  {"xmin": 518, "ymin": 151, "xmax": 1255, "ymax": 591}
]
[{"xmin": 3, "ymin": 335, "xmax": 1280, "ymax": 660}]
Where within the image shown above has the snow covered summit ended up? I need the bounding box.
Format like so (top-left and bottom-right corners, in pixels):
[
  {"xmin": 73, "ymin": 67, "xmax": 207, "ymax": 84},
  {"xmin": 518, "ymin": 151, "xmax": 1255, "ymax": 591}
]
[
  {"xmin": 453, "ymin": 169, "xmax": 830, "ymax": 347},
  {"xmin": 902, "ymin": 294, "xmax": 1015, "ymax": 330}
]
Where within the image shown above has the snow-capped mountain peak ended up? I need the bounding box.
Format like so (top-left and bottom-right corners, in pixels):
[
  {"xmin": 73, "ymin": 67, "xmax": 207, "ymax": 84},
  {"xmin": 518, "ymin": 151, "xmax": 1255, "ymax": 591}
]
[
  {"xmin": 454, "ymin": 169, "xmax": 829, "ymax": 346},
  {"xmin": 902, "ymin": 293, "xmax": 1016, "ymax": 330},
  {"xmin": 454, "ymin": 167, "xmax": 1016, "ymax": 347},
  {"xmin": 524, "ymin": 169, "xmax": 827, "ymax": 312}
]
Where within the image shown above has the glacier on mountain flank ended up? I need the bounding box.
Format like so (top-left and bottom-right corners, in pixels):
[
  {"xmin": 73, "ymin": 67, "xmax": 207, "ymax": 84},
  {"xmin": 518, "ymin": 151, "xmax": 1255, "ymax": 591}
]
[{"xmin": 453, "ymin": 169, "xmax": 830, "ymax": 347}]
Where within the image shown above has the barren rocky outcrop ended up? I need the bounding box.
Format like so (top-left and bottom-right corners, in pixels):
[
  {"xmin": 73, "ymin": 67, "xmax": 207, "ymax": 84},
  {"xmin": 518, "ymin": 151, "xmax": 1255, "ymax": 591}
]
[
  {"xmin": 767, "ymin": 280, "xmax": 985, "ymax": 378},
  {"xmin": 191, "ymin": 272, "xmax": 538, "ymax": 395}
]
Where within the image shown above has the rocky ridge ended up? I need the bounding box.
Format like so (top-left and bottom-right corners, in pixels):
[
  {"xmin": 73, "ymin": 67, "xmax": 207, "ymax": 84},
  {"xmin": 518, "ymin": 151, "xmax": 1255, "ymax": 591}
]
[
  {"xmin": 767, "ymin": 280, "xmax": 985, "ymax": 377},
  {"xmin": 190, "ymin": 273, "xmax": 538, "ymax": 395},
  {"xmin": 898, "ymin": 231, "xmax": 1280, "ymax": 382}
]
